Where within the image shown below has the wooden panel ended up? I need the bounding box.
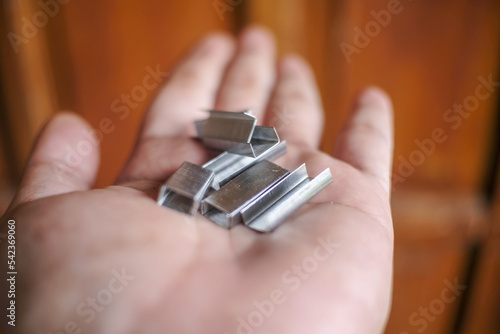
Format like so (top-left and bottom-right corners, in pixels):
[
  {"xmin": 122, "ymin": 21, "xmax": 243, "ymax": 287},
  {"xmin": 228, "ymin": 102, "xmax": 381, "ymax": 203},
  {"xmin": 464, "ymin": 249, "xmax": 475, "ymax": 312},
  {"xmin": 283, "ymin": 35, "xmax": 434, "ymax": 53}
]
[
  {"xmin": 461, "ymin": 236, "xmax": 500, "ymax": 334},
  {"xmin": 461, "ymin": 175, "xmax": 500, "ymax": 333},
  {"xmin": 333, "ymin": 0, "xmax": 500, "ymax": 192},
  {"xmin": 386, "ymin": 189, "xmax": 486, "ymax": 334},
  {"xmin": 248, "ymin": 0, "xmax": 500, "ymax": 192},
  {"xmin": 60, "ymin": 0, "xmax": 232, "ymax": 186},
  {"xmin": 390, "ymin": 244, "xmax": 468, "ymax": 334},
  {"xmin": 0, "ymin": 0, "xmax": 59, "ymax": 177},
  {"xmin": 0, "ymin": 143, "xmax": 14, "ymax": 216}
]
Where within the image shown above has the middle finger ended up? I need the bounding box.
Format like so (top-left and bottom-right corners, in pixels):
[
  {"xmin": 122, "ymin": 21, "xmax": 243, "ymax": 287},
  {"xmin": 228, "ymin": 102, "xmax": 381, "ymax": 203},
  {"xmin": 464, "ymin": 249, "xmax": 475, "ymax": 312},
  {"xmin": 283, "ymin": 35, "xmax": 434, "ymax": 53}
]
[{"xmin": 214, "ymin": 26, "xmax": 276, "ymax": 122}]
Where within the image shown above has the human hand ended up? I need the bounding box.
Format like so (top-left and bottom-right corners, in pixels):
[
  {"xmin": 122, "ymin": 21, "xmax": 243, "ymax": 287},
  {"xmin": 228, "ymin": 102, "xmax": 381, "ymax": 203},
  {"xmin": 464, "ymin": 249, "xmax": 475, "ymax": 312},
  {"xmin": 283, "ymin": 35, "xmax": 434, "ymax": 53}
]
[{"xmin": 1, "ymin": 26, "xmax": 394, "ymax": 334}]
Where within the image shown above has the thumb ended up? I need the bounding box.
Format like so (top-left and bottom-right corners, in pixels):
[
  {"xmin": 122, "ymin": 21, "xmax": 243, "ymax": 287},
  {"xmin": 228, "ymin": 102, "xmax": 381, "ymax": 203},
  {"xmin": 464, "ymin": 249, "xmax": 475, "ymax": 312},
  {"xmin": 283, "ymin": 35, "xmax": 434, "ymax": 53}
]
[{"xmin": 8, "ymin": 112, "xmax": 100, "ymax": 210}]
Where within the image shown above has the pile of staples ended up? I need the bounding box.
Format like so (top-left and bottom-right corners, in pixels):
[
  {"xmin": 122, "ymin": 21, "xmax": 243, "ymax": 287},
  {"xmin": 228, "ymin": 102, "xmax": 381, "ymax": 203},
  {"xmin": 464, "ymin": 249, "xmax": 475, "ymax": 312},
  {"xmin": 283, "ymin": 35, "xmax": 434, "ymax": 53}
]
[{"xmin": 157, "ymin": 110, "xmax": 332, "ymax": 232}]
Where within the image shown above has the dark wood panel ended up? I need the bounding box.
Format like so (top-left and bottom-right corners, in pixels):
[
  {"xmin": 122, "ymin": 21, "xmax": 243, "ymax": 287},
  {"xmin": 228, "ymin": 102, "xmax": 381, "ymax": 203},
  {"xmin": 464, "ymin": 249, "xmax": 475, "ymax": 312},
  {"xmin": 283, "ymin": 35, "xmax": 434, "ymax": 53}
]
[
  {"xmin": 0, "ymin": 143, "xmax": 14, "ymax": 216},
  {"xmin": 0, "ymin": 0, "xmax": 59, "ymax": 175},
  {"xmin": 3, "ymin": 0, "xmax": 499, "ymax": 191},
  {"xmin": 461, "ymin": 236, "xmax": 500, "ymax": 334},
  {"xmin": 386, "ymin": 189, "xmax": 486, "ymax": 334},
  {"xmin": 461, "ymin": 174, "xmax": 500, "ymax": 333}
]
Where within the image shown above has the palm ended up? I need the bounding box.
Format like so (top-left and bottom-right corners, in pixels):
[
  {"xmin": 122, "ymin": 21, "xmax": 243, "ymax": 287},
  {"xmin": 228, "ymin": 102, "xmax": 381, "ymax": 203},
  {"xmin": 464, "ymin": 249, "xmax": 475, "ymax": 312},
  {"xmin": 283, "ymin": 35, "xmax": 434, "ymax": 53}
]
[{"xmin": 2, "ymin": 27, "xmax": 394, "ymax": 334}]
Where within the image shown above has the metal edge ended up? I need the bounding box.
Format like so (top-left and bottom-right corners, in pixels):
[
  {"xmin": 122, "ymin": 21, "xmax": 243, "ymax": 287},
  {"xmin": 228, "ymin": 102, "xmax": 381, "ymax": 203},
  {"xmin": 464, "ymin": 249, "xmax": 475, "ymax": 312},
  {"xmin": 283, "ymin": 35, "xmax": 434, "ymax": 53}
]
[
  {"xmin": 202, "ymin": 141, "xmax": 287, "ymax": 190},
  {"xmin": 247, "ymin": 168, "xmax": 333, "ymax": 232},
  {"xmin": 241, "ymin": 163, "xmax": 309, "ymax": 225},
  {"xmin": 201, "ymin": 160, "xmax": 290, "ymax": 227},
  {"xmin": 157, "ymin": 164, "xmax": 215, "ymax": 215}
]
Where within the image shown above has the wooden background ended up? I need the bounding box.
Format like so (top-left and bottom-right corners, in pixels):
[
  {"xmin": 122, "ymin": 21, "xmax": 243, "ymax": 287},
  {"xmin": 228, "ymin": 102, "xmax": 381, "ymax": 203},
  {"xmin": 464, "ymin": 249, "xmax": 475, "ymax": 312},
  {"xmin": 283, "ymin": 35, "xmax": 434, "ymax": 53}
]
[{"xmin": 1, "ymin": 0, "xmax": 500, "ymax": 333}]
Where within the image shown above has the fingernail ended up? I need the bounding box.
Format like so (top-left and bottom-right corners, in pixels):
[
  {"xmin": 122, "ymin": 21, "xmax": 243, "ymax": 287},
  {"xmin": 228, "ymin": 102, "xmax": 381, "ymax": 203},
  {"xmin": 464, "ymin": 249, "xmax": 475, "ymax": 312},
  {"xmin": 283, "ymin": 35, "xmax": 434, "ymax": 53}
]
[
  {"xmin": 280, "ymin": 55, "xmax": 304, "ymax": 73},
  {"xmin": 199, "ymin": 33, "xmax": 231, "ymax": 52},
  {"xmin": 359, "ymin": 86, "xmax": 392, "ymax": 109},
  {"xmin": 240, "ymin": 26, "xmax": 272, "ymax": 49}
]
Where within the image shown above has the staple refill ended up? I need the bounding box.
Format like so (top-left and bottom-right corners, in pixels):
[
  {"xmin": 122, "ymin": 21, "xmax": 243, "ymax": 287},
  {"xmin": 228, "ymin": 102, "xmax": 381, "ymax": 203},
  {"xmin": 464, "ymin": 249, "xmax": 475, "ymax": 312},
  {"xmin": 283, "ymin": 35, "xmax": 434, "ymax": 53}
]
[
  {"xmin": 195, "ymin": 110, "xmax": 280, "ymax": 157},
  {"xmin": 157, "ymin": 162, "xmax": 214, "ymax": 215},
  {"xmin": 202, "ymin": 141, "xmax": 287, "ymax": 190},
  {"xmin": 201, "ymin": 159, "xmax": 332, "ymax": 232},
  {"xmin": 202, "ymin": 160, "xmax": 289, "ymax": 228}
]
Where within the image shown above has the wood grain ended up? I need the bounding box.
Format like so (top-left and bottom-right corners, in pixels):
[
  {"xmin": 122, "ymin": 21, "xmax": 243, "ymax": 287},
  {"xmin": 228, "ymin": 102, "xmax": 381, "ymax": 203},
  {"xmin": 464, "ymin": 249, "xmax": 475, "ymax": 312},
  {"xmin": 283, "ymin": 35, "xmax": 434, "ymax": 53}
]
[
  {"xmin": 460, "ymin": 172, "xmax": 500, "ymax": 333},
  {"xmin": 0, "ymin": 0, "xmax": 59, "ymax": 177},
  {"xmin": 387, "ymin": 188, "xmax": 486, "ymax": 334},
  {"xmin": 1, "ymin": 1, "xmax": 500, "ymax": 333}
]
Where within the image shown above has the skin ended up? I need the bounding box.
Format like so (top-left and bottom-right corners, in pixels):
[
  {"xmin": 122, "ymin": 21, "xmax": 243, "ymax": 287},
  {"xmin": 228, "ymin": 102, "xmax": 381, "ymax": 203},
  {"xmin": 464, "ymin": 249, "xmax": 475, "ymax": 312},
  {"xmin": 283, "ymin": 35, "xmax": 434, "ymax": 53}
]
[{"xmin": 1, "ymin": 26, "xmax": 394, "ymax": 334}]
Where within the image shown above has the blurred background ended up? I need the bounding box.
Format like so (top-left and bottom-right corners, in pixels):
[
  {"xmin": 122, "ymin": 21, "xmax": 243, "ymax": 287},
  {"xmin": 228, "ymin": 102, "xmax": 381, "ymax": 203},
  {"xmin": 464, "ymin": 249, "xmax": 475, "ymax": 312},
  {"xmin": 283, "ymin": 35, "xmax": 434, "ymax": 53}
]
[{"xmin": 1, "ymin": 0, "xmax": 499, "ymax": 333}]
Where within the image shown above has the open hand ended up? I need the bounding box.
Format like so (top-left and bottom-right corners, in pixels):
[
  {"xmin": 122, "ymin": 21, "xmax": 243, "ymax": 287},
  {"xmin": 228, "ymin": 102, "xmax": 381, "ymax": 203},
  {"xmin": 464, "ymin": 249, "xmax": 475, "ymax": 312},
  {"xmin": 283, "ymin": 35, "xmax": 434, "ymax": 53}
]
[{"xmin": 2, "ymin": 26, "xmax": 394, "ymax": 334}]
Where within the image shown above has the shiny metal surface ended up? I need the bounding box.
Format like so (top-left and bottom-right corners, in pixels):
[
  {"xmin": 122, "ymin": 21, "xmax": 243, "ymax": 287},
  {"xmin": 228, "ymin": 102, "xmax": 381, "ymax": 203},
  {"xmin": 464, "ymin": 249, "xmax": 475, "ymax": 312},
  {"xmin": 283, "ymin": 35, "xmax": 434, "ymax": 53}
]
[
  {"xmin": 202, "ymin": 160, "xmax": 289, "ymax": 228},
  {"xmin": 241, "ymin": 164, "xmax": 309, "ymax": 224},
  {"xmin": 247, "ymin": 168, "xmax": 332, "ymax": 232},
  {"xmin": 202, "ymin": 141, "xmax": 287, "ymax": 190},
  {"xmin": 157, "ymin": 162, "xmax": 214, "ymax": 215},
  {"xmin": 158, "ymin": 109, "xmax": 333, "ymax": 231},
  {"xmin": 201, "ymin": 110, "xmax": 256, "ymax": 143},
  {"xmin": 195, "ymin": 110, "xmax": 280, "ymax": 157}
]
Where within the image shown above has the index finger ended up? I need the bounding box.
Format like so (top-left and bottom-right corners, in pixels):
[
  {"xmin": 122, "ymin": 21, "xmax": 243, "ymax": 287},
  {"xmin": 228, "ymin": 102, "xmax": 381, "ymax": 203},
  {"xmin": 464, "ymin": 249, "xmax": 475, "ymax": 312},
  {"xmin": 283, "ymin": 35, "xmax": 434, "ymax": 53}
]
[{"xmin": 141, "ymin": 33, "xmax": 235, "ymax": 139}]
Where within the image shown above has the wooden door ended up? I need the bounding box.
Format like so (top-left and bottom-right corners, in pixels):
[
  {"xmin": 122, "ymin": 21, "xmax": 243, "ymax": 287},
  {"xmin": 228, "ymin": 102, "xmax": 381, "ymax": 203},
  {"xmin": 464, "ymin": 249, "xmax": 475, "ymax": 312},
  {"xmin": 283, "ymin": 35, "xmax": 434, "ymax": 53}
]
[{"xmin": 1, "ymin": 1, "xmax": 500, "ymax": 333}]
